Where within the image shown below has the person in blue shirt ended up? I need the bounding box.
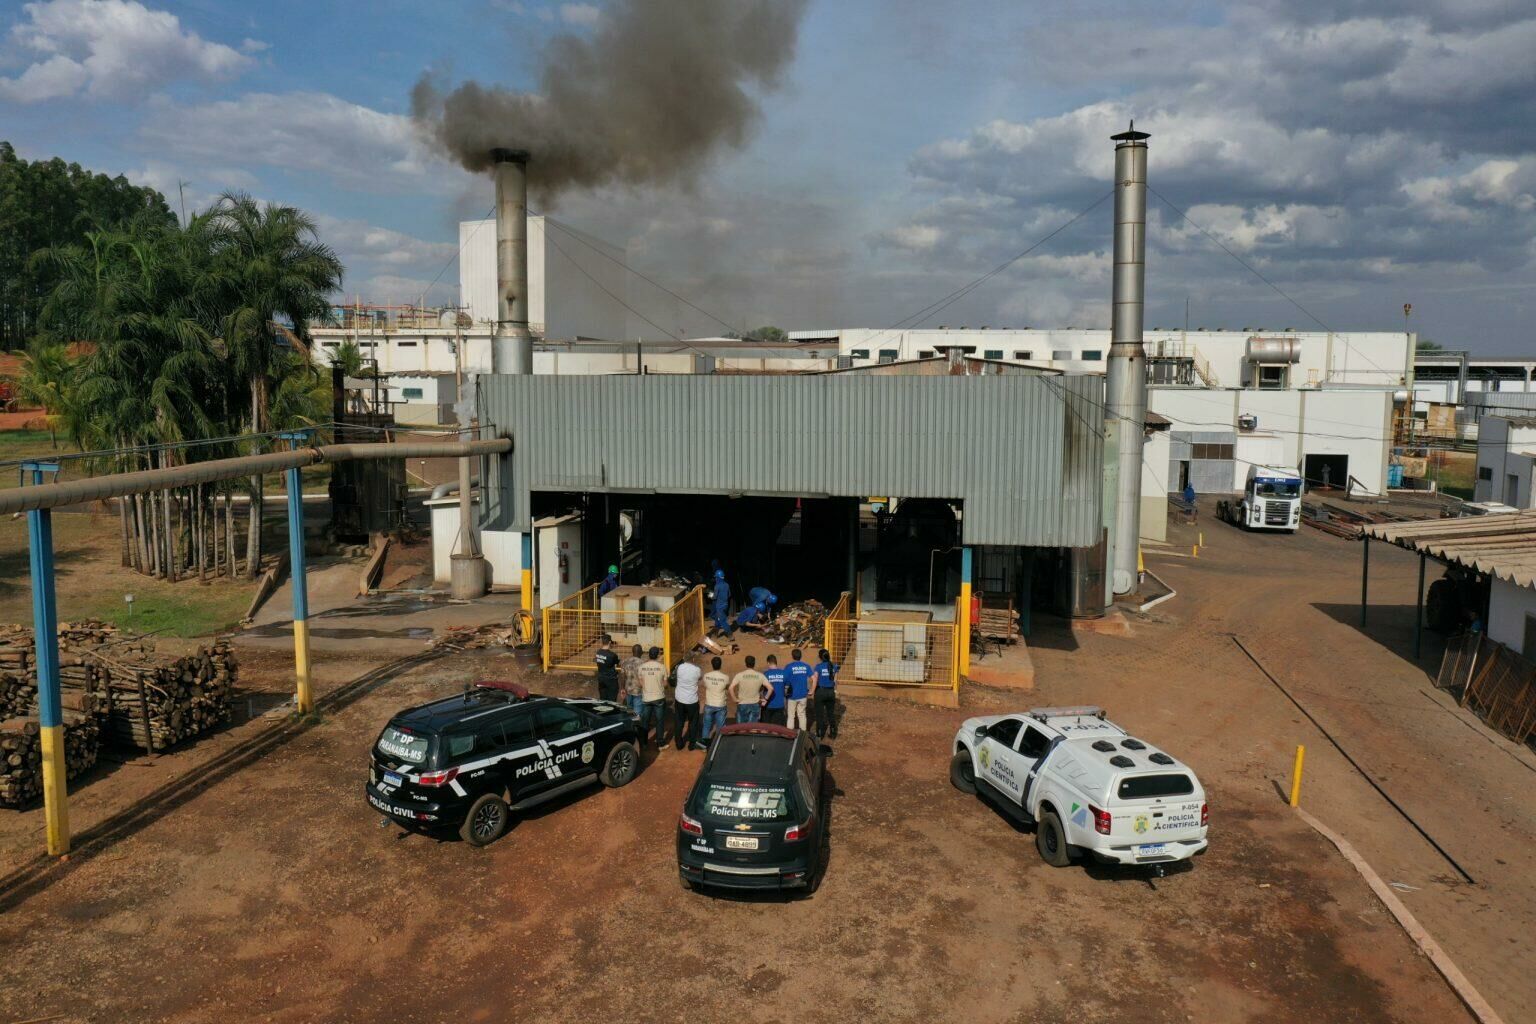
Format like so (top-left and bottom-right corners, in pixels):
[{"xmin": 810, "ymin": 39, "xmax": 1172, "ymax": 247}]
[
  {"xmin": 811, "ymin": 647, "xmax": 840, "ymax": 740},
  {"xmin": 761, "ymin": 655, "xmax": 788, "ymax": 727},
  {"xmin": 783, "ymin": 649, "xmax": 813, "ymax": 732},
  {"xmin": 727, "ymin": 601, "xmax": 766, "ymax": 639},
  {"xmin": 746, "ymin": 587, "xmax": 778, "ymax": 611},
  {"xmin": 597, "ymin": 564, "xmax": 620, "ymax": 596},
  {"xmin": 710, "ymin": 569, "xmax": 731, "ymax": 634}
]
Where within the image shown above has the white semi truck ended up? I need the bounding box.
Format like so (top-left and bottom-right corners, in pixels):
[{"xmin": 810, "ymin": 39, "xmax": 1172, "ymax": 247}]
[{"xmin": 1218, "ymin": 465, "xmax": 1303, "ymax": 532}]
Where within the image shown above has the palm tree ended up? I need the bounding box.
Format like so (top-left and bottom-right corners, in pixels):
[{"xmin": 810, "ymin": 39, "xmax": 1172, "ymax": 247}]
[
  {"xmin": 331, "ymin": 339, "xmax": 367, "ymax": 378},
  {"xmin": 13, "ymin": 340, "xmax": 77, "ymax": 447},
  {"xmin": 205, "ymin": 194, "xmax": 343, "ymax": 577}
]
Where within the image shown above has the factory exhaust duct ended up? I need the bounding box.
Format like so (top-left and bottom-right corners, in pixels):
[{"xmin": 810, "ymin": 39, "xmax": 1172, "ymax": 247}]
[
  {"xmin": 1106, "ymin": 123, "xmax": 1150, "ymax": 596},
  {"xmin": 492, "ymin": 147, "xmax": 533, "ymax": 376}
]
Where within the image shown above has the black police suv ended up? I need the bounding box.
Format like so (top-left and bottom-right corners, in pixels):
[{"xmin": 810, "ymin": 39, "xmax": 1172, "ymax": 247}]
[
  {"xmin": 367, "ymin": 681, "xmax": 642, "ymax": 846},
  {"xmin": 677, "ymin": 723, "xmax": 828, "ymax": 893}
]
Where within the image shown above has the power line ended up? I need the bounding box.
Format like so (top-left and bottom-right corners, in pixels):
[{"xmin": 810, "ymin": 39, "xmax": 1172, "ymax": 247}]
[
  {"xmin": 858, "ymin": 190, "xmax": 1116, "ymax": 353},
  {"xmin": 533, "ymin": 215, "xmax": 747, "ymax": 339}
]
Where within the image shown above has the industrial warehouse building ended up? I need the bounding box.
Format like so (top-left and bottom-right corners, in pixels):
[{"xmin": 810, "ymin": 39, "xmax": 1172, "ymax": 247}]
[{"xmin": 466, "ymin": 373, "xmax": 1107, "ymax": 703}]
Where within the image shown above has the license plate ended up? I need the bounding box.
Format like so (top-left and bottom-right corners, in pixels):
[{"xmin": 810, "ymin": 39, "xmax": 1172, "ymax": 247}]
[
  {"xmin": 725, "ymin": 836, "xmax": 759, "ymax": 850},
  {"xmin": 383, "ymin": 772, "xmax": 403, "ymax": 787},
  {"xmin": 1136, "ymin": 843, "xmax": 1168, "ymax": 857}
]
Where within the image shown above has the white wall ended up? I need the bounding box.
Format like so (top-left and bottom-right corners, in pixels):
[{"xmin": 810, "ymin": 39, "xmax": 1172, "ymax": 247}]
[
  {"xmin": 1148, "ymin": 387, "xmax": 1393, "ymax": 494},
  {"xmin": 1488, "ymin": 576, "xmax": 1536, "ymax": 657},
  {"xmin": 1140, "ymin": 429, "xmax": 1169, "ymax": 542},
  {"xmin": 460, "ymin": 216, "xmax": 630, "ymax": 341},
  {"xmin": 804, "ymin": 327, "xmax": 1413, "ymax": 388},
  {"xmin": 1474, "ymin": 417, "xmax": 1536, "ymax": 507}
]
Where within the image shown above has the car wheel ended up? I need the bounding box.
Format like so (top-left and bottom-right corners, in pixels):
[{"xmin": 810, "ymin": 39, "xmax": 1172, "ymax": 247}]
[
  {"xmin": 1036, "ymin": 809, "xmax": 1072, "ymax": 867},
  {"xmin": 459, "ymin": 793, "xmax": 510, "ymax": 847},
  {"xmin": 949, "ymin": 749, "xmax": 977, "ymax": 794},
  {"xmin": 601, "ymin": 741, "xmax": 640, "ymax": 787}
]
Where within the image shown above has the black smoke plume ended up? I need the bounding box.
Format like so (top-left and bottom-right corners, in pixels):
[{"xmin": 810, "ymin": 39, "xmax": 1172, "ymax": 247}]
[{"xmin": 412, "ymin": 0, "xmax": 808, "ymax": 198}]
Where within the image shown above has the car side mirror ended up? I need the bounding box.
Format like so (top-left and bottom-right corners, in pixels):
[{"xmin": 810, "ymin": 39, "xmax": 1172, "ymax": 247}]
[{"xmin": 974, "ymin": 724, "xmax": 989, "ymax": 740}]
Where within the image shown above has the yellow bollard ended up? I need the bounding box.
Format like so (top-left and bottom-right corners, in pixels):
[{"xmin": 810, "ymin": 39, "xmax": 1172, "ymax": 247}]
[
  {"xmin": 1289, "ymin": 745, "xmax": 1306, "ymax": 807},
  {"xmin": 1192, "ymin": 544, "xmax": 1199, "ymax": 558},
  {"xmin": 1199, "ymin": 531, "xmax": 1204, "ymax": 548}
]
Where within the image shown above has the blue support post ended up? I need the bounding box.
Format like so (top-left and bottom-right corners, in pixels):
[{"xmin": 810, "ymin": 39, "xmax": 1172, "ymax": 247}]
[
  {"xmin": 25, "ymin": 462, "xmax": 68, "ymax": 854},
  {"xmin": 280, "ymin": 433, "xmax": 314, "ymax": 714}
]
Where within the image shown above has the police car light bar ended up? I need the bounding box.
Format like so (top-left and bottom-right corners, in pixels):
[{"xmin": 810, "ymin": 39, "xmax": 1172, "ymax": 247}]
[
  {"xmin": 475, "ymin": 680, "xmax": 530, "ymax": 699},
  {"xmin": 1027, "ymin": 706, "xmax": 1106, "ymax": 721}
]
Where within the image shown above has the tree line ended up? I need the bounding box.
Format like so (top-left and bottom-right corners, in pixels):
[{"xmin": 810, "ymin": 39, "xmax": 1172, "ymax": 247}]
[{"xmin": 4, "ymin": 144, "xmax": 345, "ymax": 583}]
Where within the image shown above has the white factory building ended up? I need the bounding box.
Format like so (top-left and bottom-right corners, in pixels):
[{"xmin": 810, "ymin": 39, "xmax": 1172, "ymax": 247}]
[{"xmin": 791, "ymin": 326, "xmax": 1414, "ymax": 389}]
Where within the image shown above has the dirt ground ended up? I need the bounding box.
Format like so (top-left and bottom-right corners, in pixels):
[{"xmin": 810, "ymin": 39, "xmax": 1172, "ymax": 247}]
[{"xmin": 1, "ymin": 505, "xmax": 1529, "ymax": 1023}]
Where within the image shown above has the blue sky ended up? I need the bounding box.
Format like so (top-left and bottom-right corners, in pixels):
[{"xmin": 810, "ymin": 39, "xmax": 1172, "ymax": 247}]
[{"xmin": 2, "ymin": 0, "xmax": 1533, "ymax": 351}]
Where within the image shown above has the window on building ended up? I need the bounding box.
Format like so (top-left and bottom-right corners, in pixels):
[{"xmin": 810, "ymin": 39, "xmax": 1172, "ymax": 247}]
[
  {"xmin": 401, "ymin": 387, "xmax": 424, "ymax": 399},
  {"xmin": 984, "ymin": 349, "xmax": 1004, "ymax": 360},
  {"xmin": 398, "ymin": 341, "xmax": 417, "ymax": 347},
  {"xmin": 850, "ymin": 348, "xmax": 869, "ymax": 359},
  {"xmin": 878, "ymin": 349, "xmax": 898, "ymax": 364},
  {"xmin": 1478, "ymin": 466, "xmax": 1493, "ymax": 481},
  {"xmin": 1257, "ymin": 365, "xmax": 1289, "ymax": 390},
  {"xmin": 322, "ymin": 341, "xmax": 339, "ymax": 348},
  {"xmin": 1051, "ymin": 349, "xmax": 1072, "ymax": 360},
  {"xmin": 1013, "ymin": 351, "xmax": 1033, "ymax": 361},
  {"xmin": 1080, "ymin": 349, "xmax": 1103, "ymax": 361},
  {"xmin": 918, "ymin": 349, "xmax": 936, "ymax": 359},
  {"xmin": 1191, "ymin": 443, "xmax": 1235, "ymax": 460}
]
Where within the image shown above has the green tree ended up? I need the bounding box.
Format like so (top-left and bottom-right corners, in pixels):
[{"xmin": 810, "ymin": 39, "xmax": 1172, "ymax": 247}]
[
  {"xmin": 1415, "ymin": 336, "xmax": 1443, "ymax": 352},
  {"xmin": 331, "ymin": 339, "xmax": 367, "ymax": 377},
  {"xmin": 0, "ymin": 141, "xmax": 175, "ymax": 348},
  {"xmin": 205, "ymin": 193, "xmax": 343, "ymax": 576},
  {"xmin": 744, "ymin": 325, "xmax": 787, "ymax": 342},
  {"xmin": 13, "ymin": 339, "xmax": 78, "ymax": 446}
]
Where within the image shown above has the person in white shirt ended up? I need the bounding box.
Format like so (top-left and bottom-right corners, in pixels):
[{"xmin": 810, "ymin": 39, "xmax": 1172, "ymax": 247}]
[{"xmin": 673, "ymin": 656, "xmax": 703, "ymax": 751}]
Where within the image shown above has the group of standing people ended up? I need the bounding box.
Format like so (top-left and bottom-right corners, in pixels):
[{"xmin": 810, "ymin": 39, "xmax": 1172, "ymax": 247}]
[{"xmin": 594, "ymin": 636, "xmax": 840, "ymax": 751}]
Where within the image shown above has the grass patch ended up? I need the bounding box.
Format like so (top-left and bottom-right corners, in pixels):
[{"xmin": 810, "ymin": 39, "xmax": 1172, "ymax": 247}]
[
  {"xmin": 73, "ymin": 587, "xmax": 251, "ymax": 638},
  {"xmin": 0, "ymin": 430, "xmax": 70, "ymax": 488},
  {"xmin": 0, "ymin": 512, "xmax": 253, "ymax": 637}
]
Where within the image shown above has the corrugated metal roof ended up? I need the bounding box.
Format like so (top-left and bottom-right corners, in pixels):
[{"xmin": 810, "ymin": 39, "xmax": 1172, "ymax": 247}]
[
  {"xmin": 1363, "ymin": 511, "xmax": 1536, "ymax": 588},
  {"xmin": 478, "ymin": 374, "xmax": 1105, "ymax": 547}
]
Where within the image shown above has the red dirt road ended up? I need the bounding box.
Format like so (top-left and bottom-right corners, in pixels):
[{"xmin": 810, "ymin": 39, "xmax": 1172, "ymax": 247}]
[{"xmin": 1, "ymin": 510, "xmax": 1520, "ymax": 1022}]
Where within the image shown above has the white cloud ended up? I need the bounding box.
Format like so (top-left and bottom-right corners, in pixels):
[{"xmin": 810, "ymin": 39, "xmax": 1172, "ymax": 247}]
[
  {"xmin": 0, "ymin": 0, "xmax": 254, "ymax": 103},
  {"xmin": 313, "ymin": 214, "xmax": 457, "ymax": 269},
  {"xmin": 137, "ymin": 91, "xmax": 466, "ymax": 194},
  {"xmin": 559, "ymin": 3, "xmax": 602, "ymax": 28}
]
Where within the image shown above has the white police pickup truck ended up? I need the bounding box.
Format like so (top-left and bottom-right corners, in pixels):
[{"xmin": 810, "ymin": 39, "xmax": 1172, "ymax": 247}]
[{"xmin": 950, "ymin": 706, "xmax": 1208, "ymax": 874}]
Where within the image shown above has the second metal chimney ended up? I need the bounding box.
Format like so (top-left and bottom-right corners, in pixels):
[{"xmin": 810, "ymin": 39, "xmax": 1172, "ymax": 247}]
[
  {"xmin": 491, "ymin": 148, "xmax": 533, "ymax": 375},
  {"xmin": 1106, "ymin": 123, "xmax": 1149, "ymax": 595}
]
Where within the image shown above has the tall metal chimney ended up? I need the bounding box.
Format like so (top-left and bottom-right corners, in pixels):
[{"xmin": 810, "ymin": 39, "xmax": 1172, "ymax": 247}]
[
  {"xmin": 491, "ymin": 148, "xmax": 533, "ymax": 375},
  {"xmin": 1106, "ymin": 122, "xmax": 1149, "ymax": 596}
]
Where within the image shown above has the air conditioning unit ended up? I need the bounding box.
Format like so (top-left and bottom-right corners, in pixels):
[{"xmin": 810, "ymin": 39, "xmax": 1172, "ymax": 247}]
[{"xmin": 1238, "ymin": 413, "xmax": 1259, "ymax": 432}]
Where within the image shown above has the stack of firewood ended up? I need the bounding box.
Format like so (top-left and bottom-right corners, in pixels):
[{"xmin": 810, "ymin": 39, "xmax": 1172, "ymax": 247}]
[
  {"xmin": 0, "ymin": 622, "xmax": 237, "ymax": 762},
  {"xmin": 766, "ymin": 600, "xmax": 829, "ymax": 647},
  {"xmin": 94, "ymin": 639, "xmax": 237, "ymax": 752},
  {"xmin": 0, "ymin": 713, "xmax": 101, "ymax": 808}
]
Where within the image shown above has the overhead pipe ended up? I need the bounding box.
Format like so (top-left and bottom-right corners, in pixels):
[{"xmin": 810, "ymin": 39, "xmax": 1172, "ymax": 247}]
[
  {"xmin": 1106, "ymin": 122, "xmax": 1150, "ymax": 596},
  {"xmin": 0, "ymin": 439, "xmax": 512, "ymax": 515}
]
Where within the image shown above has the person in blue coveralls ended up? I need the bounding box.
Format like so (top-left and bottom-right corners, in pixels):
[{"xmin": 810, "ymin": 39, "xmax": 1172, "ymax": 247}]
[
  {"xmin": 812, "ymin": 647, "xmax": 840, "ymax": 740},
  {"xmin": 598, "ymin": 564, "xmax": 620, "ymax": 597},
  {"xmin": 710, "ymin": 569, "xmax": 731, "ymax": 634},
  {"xmin": 746, "ymin": 587, "xmax": 778, "ymax": 611},
  {"xmin": 727, "ymin": 601, "xmax": 767, "ymax": 639}
]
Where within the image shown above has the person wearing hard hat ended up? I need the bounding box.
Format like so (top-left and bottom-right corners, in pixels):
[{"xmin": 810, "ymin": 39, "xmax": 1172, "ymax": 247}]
[
  {"xmin": 598, "ymin": 564, "xmax": 620, "ymax": 597},
  {"xmin": 746, "ymin": 586, "xmax": 778, "ymax": 611},
  {"xmin": 709, "ymin": 568, "xmax": 731, "ymax": 634}
]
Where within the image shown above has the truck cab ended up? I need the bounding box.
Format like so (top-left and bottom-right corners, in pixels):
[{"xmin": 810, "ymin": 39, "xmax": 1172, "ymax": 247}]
[{"xmin": 1236, "ymin": 464, "xmax": 1302, "ymax": 532}]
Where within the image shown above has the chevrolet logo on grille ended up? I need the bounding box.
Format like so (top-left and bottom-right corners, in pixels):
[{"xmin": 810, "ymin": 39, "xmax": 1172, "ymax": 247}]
[{"xmin": 734, "ymin": 823, "xmax": 753, "ymax": 831}]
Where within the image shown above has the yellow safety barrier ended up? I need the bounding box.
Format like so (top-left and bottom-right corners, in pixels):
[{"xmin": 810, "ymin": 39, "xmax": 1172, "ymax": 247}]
[
  {"xmin": 541, "ymin": 584, "xmax": 705, "ymax": 674},
  {"xmin": 823, "ymin": 591, "xmax": 959, "ymax": 691},
  {"xmin": 1289, "ymin": 744, "xmax": 1306, "ymax": 807}
]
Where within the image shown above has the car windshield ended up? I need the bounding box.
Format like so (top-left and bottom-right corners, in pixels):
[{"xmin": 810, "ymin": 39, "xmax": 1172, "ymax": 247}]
[
  {"xmin": 1117, "ymin": 773, "xmax": 1196, "ymax": 800},
  {"xmin": 377, "ymin": 725, "xmax": 430, "ymax": 765},
  {"xmin": 700, "ymin": 782, "xmax": 798, "ymax": 823},
  {"xmin": 1254, "ymin": 480, "xmax": 1300, "ymax": 497}
]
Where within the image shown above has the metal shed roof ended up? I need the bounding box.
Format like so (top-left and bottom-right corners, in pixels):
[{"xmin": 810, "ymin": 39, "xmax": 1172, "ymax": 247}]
[
  {"xmin": 1363, "ymin": 511, "xmax": 1536, "ymax": 588},
  {"xmin": 477, "ymin": 373, "xmax": 1105, "ymax": 547}
]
